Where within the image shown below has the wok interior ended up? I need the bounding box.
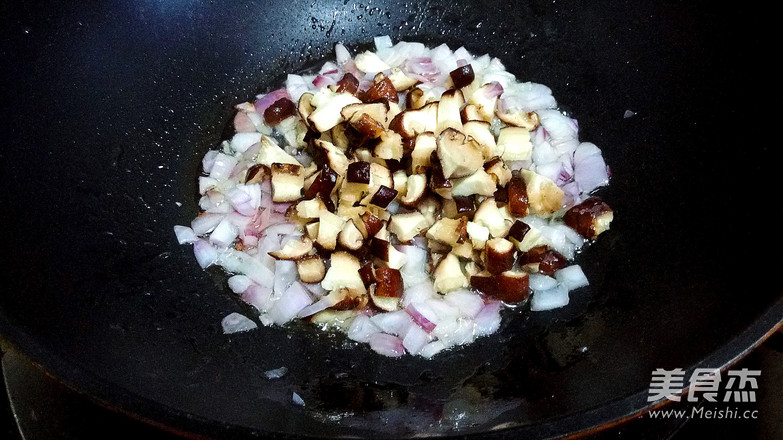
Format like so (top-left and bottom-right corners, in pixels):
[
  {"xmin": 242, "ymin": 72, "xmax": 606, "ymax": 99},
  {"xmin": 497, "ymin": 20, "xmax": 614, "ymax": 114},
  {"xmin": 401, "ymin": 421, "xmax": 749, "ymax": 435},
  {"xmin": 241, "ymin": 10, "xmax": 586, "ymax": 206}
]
[{"xmin": 0, "ymin": 1, "xmax": 780, "ymax": 438}]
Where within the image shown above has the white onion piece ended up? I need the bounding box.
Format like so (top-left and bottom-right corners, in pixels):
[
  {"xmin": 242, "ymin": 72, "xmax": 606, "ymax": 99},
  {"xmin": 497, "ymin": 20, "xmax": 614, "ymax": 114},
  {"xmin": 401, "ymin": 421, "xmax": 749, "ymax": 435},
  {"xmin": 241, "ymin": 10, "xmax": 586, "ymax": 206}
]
[
  {"xmin": 530, "ymin": 284, "xmax": 569, "ymax": 311},
  {"xmin": 209, "ymin": 216, "xmax": 239, "ymax": 248},
  {"xmin": 266, "ymin": 282, "xmax": 312, "ymax": 325},
  {"xmin": 245, "ymin": 112, "xmax": 268, "ymax": 134},
  {"xmin": 230, "ymin": 132, "xmax": 262, "ymax": 153},
  {"xmin": 173, "ymin": 225, "xmax": 199, "ymax": 244},
  {"xmin": 501, "ymin": 82, "xmax": 557, "ymax": 112},
  {"xmin": 198, "ymin": 176, "xmax": 218, "ymax": 195},
  {"xmin": 474, "ymin": 301, "xmax": 502, "ymax": 337},
  {"xmin": 405, "ymin": 304, "xmax": 436, "ymax": 333},
  {"xmin": 335, "ymin": 43, "xmax": 351, "ymax": 65},
  {"xmin": 370, "ymin": 310, "xmax": 414, "ymax": 337},
  {"xmin": 292, "ymin": 392, "xmax": 305, "ymax": 406},
  {"xmin": 402, "ymin": 324, "xmax": 431, "ymax": 355},
  {"xmin": 227, "ymin": 274, "xmax": 254, "ymax": 294},
  {"xmin": 531, "ymin": 128, "xmax": 558, "ymax": 165},
  {"xmin": 368, "ymin": 333, "xmax": 406, "ymax": 357},
  {"xmin": 406, "ymin": 300, "xmax": 440, "ymax": 328},
  {"xmin": 419, "ymin": 340, "xmax": 447, "ymax": 359},
  {"xmin": 193, "ymin": 239, "xmax": 219, "ymax": 268},
  {"xmin": 297, "ymin": 291, "xmax": 343, "ymax": 317},
  {"xmin": 285, "ymin": 75, "xmax": 312, "ymax": 103},
  {"xmin": 222, "ymin": 312, "xmax": 258, "ymax": 334},
  {"xmin": 347, "ymin": 314, "xmax": 383, "ymax": 343},
  {"xmin": 573, "ymin": 142, "xmax": 610, "ymax": 195},
  {"xmin": 555, "ymin": 265, "xmax": 590, "ymax": 291},
  {"xmin": 216, "ymin": 248, "xmax": 275, "ymax": 289},
  {"xmin": 264, "ymin": 367, "xmax": 288, "ymax": 379},
  {"xmin": 425, "ymin": 297, "xmax": 460, "ymax": 323},
  {"xmin": 226, "ymin": 187, "xmax": 253, "ymax": 217},
  {"xmin": 241, "ymin": 284, "xmax": 274, "ymax": 312},
  {"xmin": 273, "ymin": 259, "xmax": 298, "ymax": 296},
  {"xmin": 303, "ymin": 282, "xmax": 325, "ymax": 298},
  {"xmin": 534, "ymin": 161, "xmax": 564, "ymax": 184},
  {"xmin": 443, "ymin": 290, "xmax": 485, "ymax": 318},
  {"xmin": 432, "ymin": 318, "xmax": 476, "ymax": 347},
  {"xmin": 398, "ymin": 245, "xmax": 429, "ymax": 288},
  {"xmin": 404, "ymin": 57, "xmax": 439, "ymax": 83},
  {"xmin": 312, "ymin": 74, "xmax": 337, "ymax": 88},
  {"xmin": 528, "ymin": 274, "xmax": 558, "ymax": 291},
  {"xmin": 201, "ymin": 150, "xmax": 219, "ymax": 174},
  {"xmin": 538, "ymin": 110, "xmax": 580, "ymax": 155},
  {"xmin": 374, "ymin": 35, "xmax": 393, "ymax": 51},
  {"xmin": 209, "ymin": 153, "xmax": 238, "ymax": 181}
]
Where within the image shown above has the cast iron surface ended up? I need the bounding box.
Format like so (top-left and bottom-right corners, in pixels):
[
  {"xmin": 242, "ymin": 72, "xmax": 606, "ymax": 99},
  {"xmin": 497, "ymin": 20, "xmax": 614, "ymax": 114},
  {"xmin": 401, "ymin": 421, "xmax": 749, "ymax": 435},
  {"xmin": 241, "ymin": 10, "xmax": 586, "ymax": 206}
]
[{"xmin": 1, "ymin": 0, "xmax": 781, "ymax": 438}]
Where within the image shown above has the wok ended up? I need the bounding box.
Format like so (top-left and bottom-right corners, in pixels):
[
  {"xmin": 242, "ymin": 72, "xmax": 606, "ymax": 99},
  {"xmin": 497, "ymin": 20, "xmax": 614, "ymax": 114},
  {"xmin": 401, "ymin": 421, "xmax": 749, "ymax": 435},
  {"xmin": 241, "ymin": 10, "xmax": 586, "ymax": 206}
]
[{"xmin": 1, "ymin": 1, "xmax": 781, "ymax": 438}]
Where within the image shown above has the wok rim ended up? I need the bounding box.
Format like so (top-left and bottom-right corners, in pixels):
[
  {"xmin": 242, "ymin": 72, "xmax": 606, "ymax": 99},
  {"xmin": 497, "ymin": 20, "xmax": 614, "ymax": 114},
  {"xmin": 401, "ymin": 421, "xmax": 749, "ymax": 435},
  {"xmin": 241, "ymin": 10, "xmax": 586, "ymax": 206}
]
[{"xmin": 2, "ymin": 296, "xmax": 781, "ymax": 439}]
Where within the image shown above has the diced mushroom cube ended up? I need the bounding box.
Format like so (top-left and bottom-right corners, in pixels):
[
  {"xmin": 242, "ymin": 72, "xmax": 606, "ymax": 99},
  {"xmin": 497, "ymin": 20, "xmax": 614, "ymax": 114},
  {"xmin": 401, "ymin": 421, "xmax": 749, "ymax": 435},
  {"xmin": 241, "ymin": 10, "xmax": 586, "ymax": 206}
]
[{"xmin": 563, "ymin": 197, "xmax": 614, "ymax": 239}]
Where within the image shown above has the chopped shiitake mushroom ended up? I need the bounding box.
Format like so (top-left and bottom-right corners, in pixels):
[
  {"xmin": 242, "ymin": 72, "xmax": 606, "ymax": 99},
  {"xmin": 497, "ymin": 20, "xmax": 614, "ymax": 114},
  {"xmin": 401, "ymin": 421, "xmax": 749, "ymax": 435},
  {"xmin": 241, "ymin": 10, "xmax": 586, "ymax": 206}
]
[
  {"xmin": 296, "ymin": 255, "xmax": 327, "ymax": 284},
  {"xmin": 484, "ymin": 237, "xmax": 516, "ymax": 274},
  {"xmin": 317, "ymin": 209, "xmax": 347, "ymax": 251},
  {"xmin": 390, "ymin": 102, "xmax": 438, "ymax": 138},
  {"xmin": 312, "ymin": 139, "xmax": 349, "ymax": 176},
  {"xmin": 308, "ymin": 88, "xmax": 363, "ymax": 132},
  {"xmin": 388, "ymin": 212, "xmax": 429, "ymax": 242},
  {"xmin": 426, "ymin": 217, "xmax": 466, "ymax": 247},
  {"xmin": 518, "ymin": 169, "xmax": 565, "ymax": 217},
  {"xmin": 298, "ymin": 92, "xmax": 315, "ymax": 128},
  {"xmin": 391, "ymin": 170, "xmax": 408, "ymax": 195},
  {"xmin": 400, "ymin": 174, "xmax": 428, "ymax": 207},
  {"xmin": 497, "ymin": 126, "xmax": 532, "ymax": 162},
  {"xmin": 268, "ymin": 236, "xmax": 314, "ymax": 260},
  {"xmin": 518, "ymin": 245, "xmax": 568, "ymax": 275},
  {"xmin": 436, "ymin": 128, "xmax": 484, "ymax": 179},
  {"xmin": 370, "ymin": 238, "xmax": 407, "ymax": 269},
  {"xmin": 467, "ymin": 83, "xmax": 500, "ymax": 122},
  {"xmin": 484, "ymin": 158, "xmax": 512, "ymax": 187},
  {"xmin": 370, "ymin": 267, "xmax": 404, "ymax": 311},
  {"xmin": 432, "ymin": 252, "xmax": 468, "ymax": 293},
  {"xmin": 410, "ymin": 132, "xmax": 437, "ymax": 173},
  {"xmin": 460, "ymin": 104, "xmax": 482, "ymax": 123},
  {"xmin": 374, "ymin": 130, "xmax": 404, "ymax": 160},
  {"xmin": 321, "ymin": 251, "xmax": 366, "ymax": 294},
  {"xmin": 563, "ymin": 197, "xmax": 614, "ymax": 239},
  {"xmin": 363, "ymin": 74, "xmax": 398, "ymax": 103},
  {"xmin": 370, "ymin": 285, "xmax": 401, "ymax": 312},
  {"xmin": 436, "ymin": 89, "xmax": 464, "ymax": 134},
  {"xmin": 387, "ymin": 67, "xmax": 418, "ymax": 91},
  {"xmin": 341, "ymin": 102, "xmax": 390, "ymax": 130},
  {"xmin": 226, "ymin": 66, "xmax": 610, "ymax": 319},
  {"xmin": 466, "ymin": 221, "xmax": 490, "ymax": 249},
  {"xmin": 257, "ymin": 136, "xmax": 300, "ymax": 167},
  {"xmin": 470, "ymin": 270, "xmax": 530, "ymax": 303},
  {"xmin": 338, "ymin": 219, "xmax": 365, "ymax": 251},
  {"xmin": 497, "ymin": 107, "xmax": 540, "ymax": 130},
  {"xmin": 451, "ymin": 169, "xmax": 497, "ymax": 197},
  {"xmin": 245, "ymin": 164, "xmax": 270, "ymax": 184},
  {"xmin": 406, "ymin": 86, "xmax": 439, "ymax": 110},
  {"xmin": 473, "ymin": 198, "xmax": 513, "ymax": 238},
  {"xmin": 506, "ymin": 174, "xmax": 529, "ymax": 217},
  {"xmin": 270, "ymin": 163, "xmax": 305, "ymax": 202},
  {"xmin": 355, "ymin": 211, "xmax": 384, "ymax": 239},
  {"xmin": 369, "ymin": 185, "xmax": 398, "ymax": 209},
  {"xmin": 462, "ymin": 120, "xmax": 497, "ymax": 159},
  {"xmin": 296, "ymin": 198, "xmax": 327, "ymax": 219}
]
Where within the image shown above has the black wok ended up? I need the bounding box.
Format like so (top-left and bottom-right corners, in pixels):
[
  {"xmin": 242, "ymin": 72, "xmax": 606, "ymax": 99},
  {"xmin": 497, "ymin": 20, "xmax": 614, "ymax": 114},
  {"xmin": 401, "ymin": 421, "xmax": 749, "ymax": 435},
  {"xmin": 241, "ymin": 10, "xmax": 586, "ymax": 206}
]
[{"xmin": 1, "ymin": 1, "xmax": 781, "ymax": 438}]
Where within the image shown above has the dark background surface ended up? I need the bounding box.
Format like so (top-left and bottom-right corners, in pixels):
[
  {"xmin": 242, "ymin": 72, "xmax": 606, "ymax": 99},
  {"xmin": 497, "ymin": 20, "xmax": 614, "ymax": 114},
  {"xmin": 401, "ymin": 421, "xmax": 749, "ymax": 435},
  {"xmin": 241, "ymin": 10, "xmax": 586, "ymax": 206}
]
[
  {"xmin": 3, "ymin": 334, "xmax": 781, "ymax": 439},
  {"xmin": 1, "ymin": 0, "xmax": 782, "ymax": 439}
]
